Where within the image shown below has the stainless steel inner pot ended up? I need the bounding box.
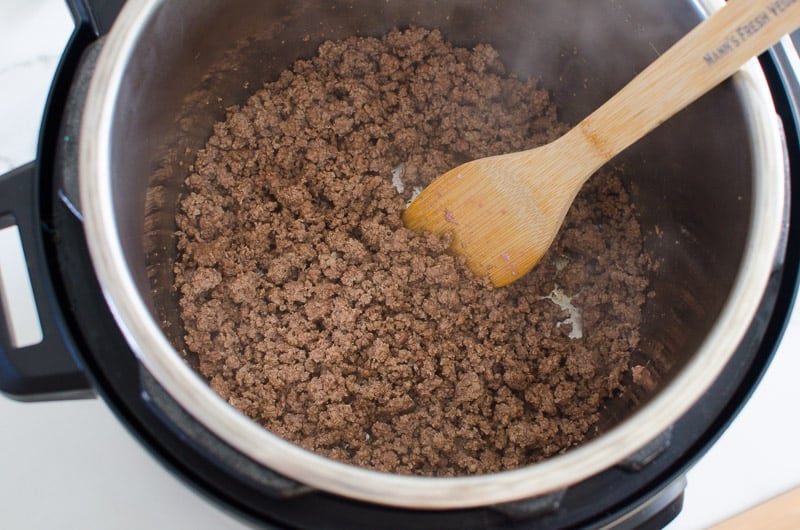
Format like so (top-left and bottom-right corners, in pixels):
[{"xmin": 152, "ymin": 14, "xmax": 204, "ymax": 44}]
[{"xmin": 79, "ymin": 0, "xmax": 786, "ymax": 509}]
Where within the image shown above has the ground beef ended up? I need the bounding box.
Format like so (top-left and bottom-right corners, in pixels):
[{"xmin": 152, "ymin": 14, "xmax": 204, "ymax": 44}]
[{"xmin": 173, "ymin": 27, "xmax": 650, "ymax": 476}]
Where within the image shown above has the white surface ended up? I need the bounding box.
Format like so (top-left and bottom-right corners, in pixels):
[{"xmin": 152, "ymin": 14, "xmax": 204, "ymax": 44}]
[
  {"xmin": 0, "ymin": 225, "xmax": 44, "ymax": 347},
  {"xmin": 0, "ymin": 1, "xmax": 798, "ymax": 529}
]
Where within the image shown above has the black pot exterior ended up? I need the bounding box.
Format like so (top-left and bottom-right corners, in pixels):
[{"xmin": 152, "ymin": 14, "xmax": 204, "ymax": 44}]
[{"xmin": 1, "ymin": 1, "xmax": 798, "ymax": 527}]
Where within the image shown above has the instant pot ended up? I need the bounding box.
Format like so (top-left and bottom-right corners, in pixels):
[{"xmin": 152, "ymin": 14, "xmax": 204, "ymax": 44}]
[{"xmin": 2, "ymin": 0, "xmax": 799, "ymax": 528}]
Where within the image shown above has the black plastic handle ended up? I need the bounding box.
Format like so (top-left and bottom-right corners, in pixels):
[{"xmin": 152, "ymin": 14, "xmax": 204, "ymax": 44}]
[
  {"xmin": 0, "ymin": 0, "xmax": 126, "ymax": 402},
  {"xmin": 0, "ymin": 163, "xmax": 92, "ymax": 401},
  {"xmin": 66, "ymin": 0, "xmax": 126, "ymax": 36}
]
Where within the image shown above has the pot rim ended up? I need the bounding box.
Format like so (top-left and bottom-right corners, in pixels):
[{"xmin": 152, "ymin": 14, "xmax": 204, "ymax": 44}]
[{"xmin": 79, "ymin": 0, "xmax": 787, "ymax": 509}]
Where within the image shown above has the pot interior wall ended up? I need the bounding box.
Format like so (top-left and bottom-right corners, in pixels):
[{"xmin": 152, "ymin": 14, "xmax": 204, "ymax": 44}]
[{"xmin": 109, "ymin": 0, "xmax": 753, "ymax": 437}]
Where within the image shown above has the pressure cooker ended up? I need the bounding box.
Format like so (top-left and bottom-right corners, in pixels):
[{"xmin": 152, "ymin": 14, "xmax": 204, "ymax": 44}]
[{"xmin": 1, "ymin": 0, "xmax": 799, "ymax": 528}]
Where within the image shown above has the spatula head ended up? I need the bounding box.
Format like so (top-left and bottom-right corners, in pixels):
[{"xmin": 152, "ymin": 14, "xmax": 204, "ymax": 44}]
[{"xmin": 403, "ymin": 149, "xmax": 573, "ymax": 287}]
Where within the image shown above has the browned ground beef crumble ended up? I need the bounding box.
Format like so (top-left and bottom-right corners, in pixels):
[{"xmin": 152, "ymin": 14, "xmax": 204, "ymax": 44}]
[{"xmin": 174, "ymin": 27, "xmax": 650, "ymax": 476}]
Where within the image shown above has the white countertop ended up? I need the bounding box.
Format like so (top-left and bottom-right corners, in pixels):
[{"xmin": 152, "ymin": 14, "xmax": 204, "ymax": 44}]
[{"xmin": 1, "ymin": 1, "xmax": 798, "ymax": 528}]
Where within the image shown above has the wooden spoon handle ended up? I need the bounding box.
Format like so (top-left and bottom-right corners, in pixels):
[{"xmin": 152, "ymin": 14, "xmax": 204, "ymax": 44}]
[{"xmin": 565, "ymin": 0, "xmax": 800, "ymax": 179}]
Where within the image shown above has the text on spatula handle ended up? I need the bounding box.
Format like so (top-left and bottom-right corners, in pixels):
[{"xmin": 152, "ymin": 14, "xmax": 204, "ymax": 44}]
[{"xmin": 705, "ymin": 0, "xmax": 797, "ymax": 65}]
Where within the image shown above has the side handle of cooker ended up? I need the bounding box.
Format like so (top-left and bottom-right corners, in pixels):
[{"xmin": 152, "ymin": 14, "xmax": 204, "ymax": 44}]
[
  {"xmin": 66, "ymin": 0, "xmax": 126, "ymax": 36},
  {"xmin": 0, "ymin": 163, "xmax": 93, "ymax": 401}
]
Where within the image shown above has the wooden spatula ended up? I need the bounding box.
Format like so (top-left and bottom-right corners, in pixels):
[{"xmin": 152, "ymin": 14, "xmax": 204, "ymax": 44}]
[{"xmin": 403, "ymin": 0, "xmax": 800, "ymax": 287}]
